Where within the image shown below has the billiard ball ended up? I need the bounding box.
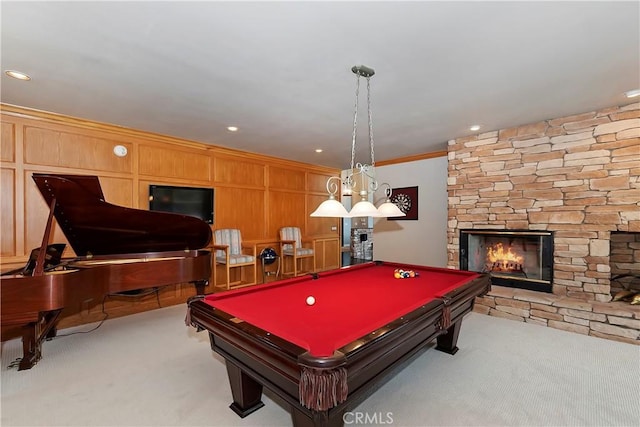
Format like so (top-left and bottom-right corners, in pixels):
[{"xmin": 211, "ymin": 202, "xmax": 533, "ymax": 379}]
[
  {"xmin": 394, "ymin": 269, "xmax": 419, "ymax": 279},
  {"xmin": 306, "ymin": 296, "xmax": 316, "ymax": 306}
]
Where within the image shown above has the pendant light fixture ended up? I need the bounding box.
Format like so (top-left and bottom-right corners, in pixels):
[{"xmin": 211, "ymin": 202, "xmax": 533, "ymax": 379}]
[{"xmin": 310, "ymin": 65, "xmax": 405, "ymax": 218}]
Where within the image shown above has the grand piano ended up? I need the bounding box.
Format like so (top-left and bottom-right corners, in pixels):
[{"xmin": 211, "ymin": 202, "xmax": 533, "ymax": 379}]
[{"xmin": 1, "ymin": 173, "xmax": 212, "ymax": 370}]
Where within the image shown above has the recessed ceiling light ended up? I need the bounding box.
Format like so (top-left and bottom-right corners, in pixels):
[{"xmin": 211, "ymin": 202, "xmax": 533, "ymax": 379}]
[
  {"xmin": 315, "ymin": 149, "xmax": 323, "ymax": 153},
  {"xmin": 5, "ymin": 70, "xmax": 31, "ymax": 81},
  {"xmin": 226, "ymin": 126, "xmax": 238, "ymax": 132},
  {"xmin": 469, "ymin": 125, "xmax": 481, "ymax": 131},
  {"xmin": 624, "ymin": 89, "xmax": 640, "ymax": 98}
]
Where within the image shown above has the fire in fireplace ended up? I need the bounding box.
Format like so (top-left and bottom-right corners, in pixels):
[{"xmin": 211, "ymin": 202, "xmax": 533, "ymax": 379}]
[
  {"xmin": 460, "ymin": 230, "xmax": 554, "ymax": 293},
  {"xmin": 486, "ymin": 242, "xmax": 524, "ymax": 272}
]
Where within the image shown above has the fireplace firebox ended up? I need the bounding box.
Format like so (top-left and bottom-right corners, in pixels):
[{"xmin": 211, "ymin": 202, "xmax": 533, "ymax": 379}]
[{"xmin": 460, "ymin": 229, "xmax": 554, "ymax": 293}]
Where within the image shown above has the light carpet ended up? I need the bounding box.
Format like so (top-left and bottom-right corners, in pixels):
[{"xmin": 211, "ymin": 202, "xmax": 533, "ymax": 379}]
[{"xmin": 1, "ymin": 305, "xmax": 638, "ymax": 427}]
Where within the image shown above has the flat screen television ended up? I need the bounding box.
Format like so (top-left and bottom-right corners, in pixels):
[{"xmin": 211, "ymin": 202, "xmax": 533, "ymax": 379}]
[{"xmin": 149, "ymin": 185, "xmax": 214, "ymax": 224}]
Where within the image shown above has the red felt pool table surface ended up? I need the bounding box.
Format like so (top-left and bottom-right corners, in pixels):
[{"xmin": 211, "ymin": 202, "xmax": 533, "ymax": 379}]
[{"xmin": 201, "ymin": 262, "xmax": 481, "ymax": 357}]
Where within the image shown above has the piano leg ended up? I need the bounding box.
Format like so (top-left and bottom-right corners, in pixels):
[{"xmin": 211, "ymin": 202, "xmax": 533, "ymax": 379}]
[
  {"xmin": 19, "ymin": 309, "xmax": 62, "ymax": 370},
  {"xmin": 193, "ymin": 279, "xmax": 209, "ymax": 295}
]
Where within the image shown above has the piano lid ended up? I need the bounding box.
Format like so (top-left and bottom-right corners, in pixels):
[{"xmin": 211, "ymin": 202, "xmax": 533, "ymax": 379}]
[{"xmin": 32, "ymin": 174, "xmax": 212, "ymax": 256}]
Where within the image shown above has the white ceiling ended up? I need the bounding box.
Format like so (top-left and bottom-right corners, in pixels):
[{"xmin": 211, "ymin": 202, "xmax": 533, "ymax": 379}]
[{"xmin": 2, "ymin": 1, "xmax": 639, "ymax": 170}]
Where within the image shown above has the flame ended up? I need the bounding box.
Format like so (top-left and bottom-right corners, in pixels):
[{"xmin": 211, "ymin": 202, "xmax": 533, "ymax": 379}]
[{"xmin": 487, "ymin": 243, "xmax": 523, "ymax": 269}]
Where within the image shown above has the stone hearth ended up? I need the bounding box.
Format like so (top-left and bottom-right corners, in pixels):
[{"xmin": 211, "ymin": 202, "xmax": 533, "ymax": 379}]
[{"xmin": 447, "ymin": 102, "xmax": 640, "ymax": 344}]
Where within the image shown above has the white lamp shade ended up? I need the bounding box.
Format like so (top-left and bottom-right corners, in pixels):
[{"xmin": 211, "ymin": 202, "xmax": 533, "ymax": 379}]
[
  {"xmin": 349, "ymin": 199, "xmax": 383, "ymax": 217},
  {"xmin": 310, "ymin": 198, "xmax": 351, "ymax": 217},
  {"xmin": 377, "ymin": 201, "xmax": 406, "ymax": 217}
]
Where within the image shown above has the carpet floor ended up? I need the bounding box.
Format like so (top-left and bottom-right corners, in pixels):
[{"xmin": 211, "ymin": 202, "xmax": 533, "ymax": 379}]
[{"xmin": 1, "ymin": 305, "xmax": 638, "ymax": 427}]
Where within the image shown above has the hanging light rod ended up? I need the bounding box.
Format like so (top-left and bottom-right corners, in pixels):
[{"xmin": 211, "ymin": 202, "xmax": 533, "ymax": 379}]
[{"xmin": 310, "ymin": 65, "xmax": 405, "ymax": 219}]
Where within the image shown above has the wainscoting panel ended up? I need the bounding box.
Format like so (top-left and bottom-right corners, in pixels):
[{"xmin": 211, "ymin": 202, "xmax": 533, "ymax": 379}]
[
  {"xmin": 139, "ymin": 143, "xmax": 211, "ymax": 181},
  {"xmin": 1, "ymin": 121, "xmax": 15, "ymax": 162},
  {"xmin": 24, "ymin": 126, "xmax": 133, "ymax": 173},
  {"xmin": 214, "ymin": 155, "xmax": 265, "ymax": 188}
]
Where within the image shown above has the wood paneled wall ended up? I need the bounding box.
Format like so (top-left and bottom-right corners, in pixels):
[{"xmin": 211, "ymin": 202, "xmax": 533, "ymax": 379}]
[{"xmin": 0, "ymin": 104, "xmax": 341, "ymax": 330}]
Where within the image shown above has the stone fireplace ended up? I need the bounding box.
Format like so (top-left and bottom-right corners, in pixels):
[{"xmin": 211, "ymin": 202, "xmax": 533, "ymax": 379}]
[{"xmin": 447, "ymin": 102, "xmax": 640, "ymax": 344}]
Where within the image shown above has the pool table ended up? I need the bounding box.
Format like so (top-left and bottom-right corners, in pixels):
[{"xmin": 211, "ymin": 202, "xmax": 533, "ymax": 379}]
[{"xmin": 186, "ymin": 261, "xmax": 490, "ymax": 427}]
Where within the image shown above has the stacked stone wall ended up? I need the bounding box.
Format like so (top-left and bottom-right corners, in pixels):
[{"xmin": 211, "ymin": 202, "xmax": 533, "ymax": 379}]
[{"xmin": 447, "ymin": 102, "xmax": 640, "ymax": 344}]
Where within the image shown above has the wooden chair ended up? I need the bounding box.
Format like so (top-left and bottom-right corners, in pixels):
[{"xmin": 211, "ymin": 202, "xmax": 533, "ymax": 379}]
[
  {"xmin": 279, "ymin": 227, "xmax": 315, "ymax": 277},
  {"xmin": 213, "ymin": 229, "xmax": 257, "ymax": 290}
]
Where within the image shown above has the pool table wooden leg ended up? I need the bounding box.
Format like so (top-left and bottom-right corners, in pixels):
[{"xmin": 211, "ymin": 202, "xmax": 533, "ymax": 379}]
[
  {"xmin": 192, "ymin": 279, "xmax": 208, "ymax": 295},
  {"xmin": 436, "ymin": 319, "xmax": 461, "ymax": 355},
  {"xmin": 225, "ymin": 362, "xmax": 265, "ymax": 417},
  {"xmin": 291, "ymin": 407, "xmax": 345, "ymax": 427}
]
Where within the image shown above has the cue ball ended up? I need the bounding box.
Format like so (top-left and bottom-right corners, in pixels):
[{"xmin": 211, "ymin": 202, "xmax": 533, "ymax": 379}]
[{"xmin": 306, "ymin": 296, "xmax": 316, "ymax": 306}]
